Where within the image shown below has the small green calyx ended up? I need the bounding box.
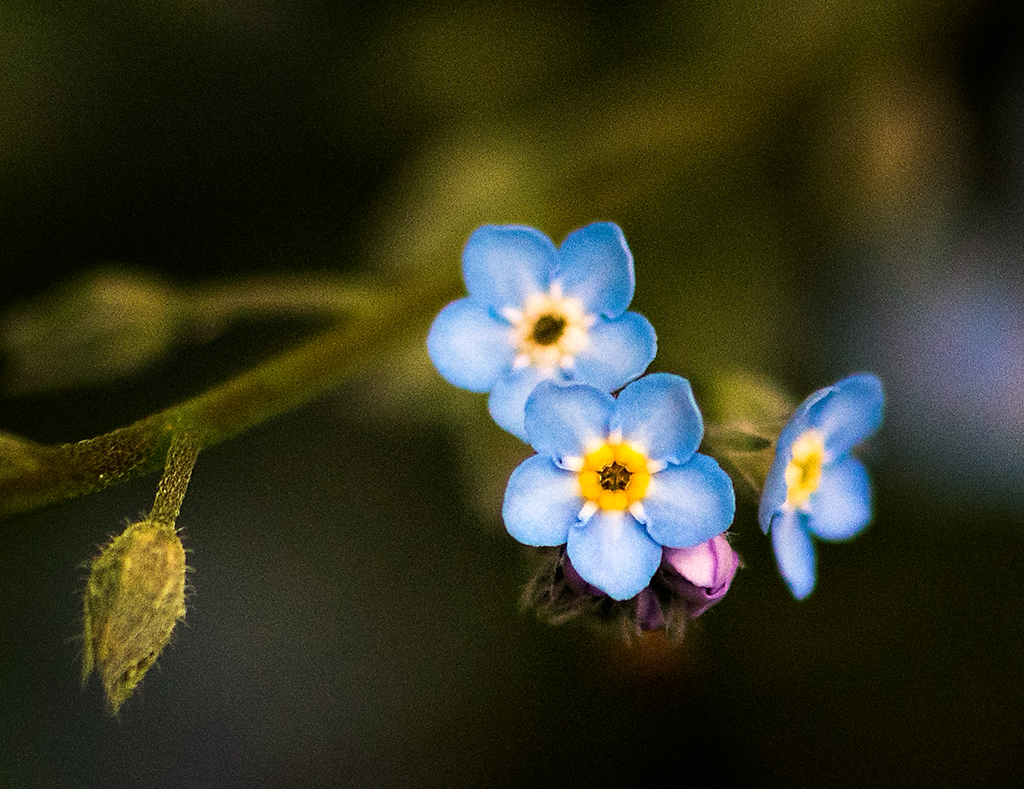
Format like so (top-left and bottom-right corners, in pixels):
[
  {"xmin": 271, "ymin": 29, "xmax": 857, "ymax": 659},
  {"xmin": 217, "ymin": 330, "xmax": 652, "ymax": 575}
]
[{"xmin": 82, "ymin": 519, "xmax": 186, "ymax": 715}]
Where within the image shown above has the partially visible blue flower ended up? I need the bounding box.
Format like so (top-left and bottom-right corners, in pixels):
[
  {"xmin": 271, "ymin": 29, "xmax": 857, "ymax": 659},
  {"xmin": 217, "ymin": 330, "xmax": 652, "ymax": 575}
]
[
  {"xmin": 427, "ymin": 223, "xmax": 657, "ymax": 440},
  {"xmin": 503, "ymin": 374, "xmax": 736, "ymax": 601},
  {"xmin": 758, "ymin": 373, "xmax": 884, "ymax": 599}
]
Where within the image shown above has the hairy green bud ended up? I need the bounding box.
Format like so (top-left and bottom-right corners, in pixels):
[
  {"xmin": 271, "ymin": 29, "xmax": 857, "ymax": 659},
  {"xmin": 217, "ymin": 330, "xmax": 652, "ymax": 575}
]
[{"xmin": 82, "ymin": 519, "xmax": 186, "ymax": 715}]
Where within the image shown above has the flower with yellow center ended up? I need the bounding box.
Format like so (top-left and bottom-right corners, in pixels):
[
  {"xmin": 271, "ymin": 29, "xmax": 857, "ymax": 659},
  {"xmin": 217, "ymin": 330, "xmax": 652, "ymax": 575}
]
[
  {"xmin": 427, "ymin": 223, "xmax": 657, "ymax": 440},
  {"xmin": 575, "ymin": 440, "xmax": 652, "ymax": 516},
  {"xmin": 503, "ymin": 375, "xmax": 735, "ymax": 601},
  {"xmin": 759, "ymin": 374, "xmax": 884, "ymax": 599}
]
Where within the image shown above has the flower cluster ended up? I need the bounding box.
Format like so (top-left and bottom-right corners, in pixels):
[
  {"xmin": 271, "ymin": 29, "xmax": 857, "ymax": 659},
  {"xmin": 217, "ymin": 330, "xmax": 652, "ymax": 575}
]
[{"xmin": 428, "ymin": 222, "xmax": 884, "ymax": 634}]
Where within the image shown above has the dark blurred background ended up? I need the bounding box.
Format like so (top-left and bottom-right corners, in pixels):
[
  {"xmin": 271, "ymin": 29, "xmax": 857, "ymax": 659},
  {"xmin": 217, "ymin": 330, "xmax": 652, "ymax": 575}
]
[{"xmin": 2, "ymin": 1, "xmax": 1024, "ymax": 787}]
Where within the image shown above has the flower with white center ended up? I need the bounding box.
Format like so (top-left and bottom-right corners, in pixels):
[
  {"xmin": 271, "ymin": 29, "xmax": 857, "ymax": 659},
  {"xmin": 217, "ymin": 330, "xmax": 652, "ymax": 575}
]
[
  {"xmin": 758, "ymin": 373, "xmax": 884, "ymax": 599},
  {"xmin": 503, "ymin": 374, "xmax": 736, "ymax": 601},
  {"xmin": 427, "ymin": 223, "xmax": 657, "ymax": 440}
]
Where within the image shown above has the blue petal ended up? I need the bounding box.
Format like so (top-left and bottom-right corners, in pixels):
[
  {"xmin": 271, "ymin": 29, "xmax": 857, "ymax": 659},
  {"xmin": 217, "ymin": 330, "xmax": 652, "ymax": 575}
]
[
  {"xmin": 775, "ymin": 387, "xmax": 827, "ymax": 460},
  {"xmin": 610, "ymin": 374, "xmax": 703, "ymax": 465},
  {"xmin": 524, "ymin": 381, "xmax": 614, "ymax": 460},
  {"xmin": 807, "ymin": 373, "xmax": 884, "ymax": 458},
  {"xmin": 807, "ymin": 456, "xmax": 872, "ymax": 541},
  {"xmin": 758, "ymin": 454, "xmax": 789, "ymax": 534},
  {"xmin": 463, "ymin": 225, "xmax": 556, "ymax": 313},
  {"xmin": 488, "ymin": 365, "xmax": 552, "ymax": 441},
  {"xmin": 566, "ymin": 510, "xmax": 662, "ymax": 600},
  {"xmin": 502, "ymin": 455, "xmax": 579, "ymax": 546},
  {"xmin": 556, "ymin": 222, "xmax": 635, "ymax": 317},
  {"xmin": 571, "ymin": 312, "xmax": 656, "ymax": 392},
  {"xmin": 771, "ymin": 509, "xmax": 817, "ymax": 599},
  {"xmin": 759, "ymin": 380, "xmax": 842, "ymax": 533},
  {"xmin": 427, "ymin": 299, "xmax": 515, "ymax": 392},
  {"xmin": 642, "ymin": 453, "xmax": 736, "ymax": 548}
]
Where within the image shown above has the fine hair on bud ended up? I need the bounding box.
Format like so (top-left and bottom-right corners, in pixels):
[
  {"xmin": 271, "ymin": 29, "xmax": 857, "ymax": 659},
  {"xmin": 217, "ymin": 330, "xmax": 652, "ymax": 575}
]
[{"xmin": 82, "ymin": 519, "xmax": 187, "ymax": 715}]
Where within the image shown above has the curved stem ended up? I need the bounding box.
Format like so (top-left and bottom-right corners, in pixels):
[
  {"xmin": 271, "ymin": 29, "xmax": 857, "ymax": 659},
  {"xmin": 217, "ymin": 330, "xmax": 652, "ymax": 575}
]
[
  {"xmin": 183, "ymin": 274, "xmax": 386, "ymax": 329},
  {"xmin": 0, "ymin": 271, "xmax": 461, "ymax": 519}
]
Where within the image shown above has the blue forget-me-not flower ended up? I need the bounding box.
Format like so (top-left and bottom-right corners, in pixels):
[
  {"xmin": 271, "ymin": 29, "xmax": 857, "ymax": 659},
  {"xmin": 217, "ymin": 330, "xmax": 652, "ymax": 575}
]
[
  {"xmin": 758, "ymin": 373, "xmax": 884, "ymax": 599},
  {"xmin": 503, "ymin": 374, "xmax": 736, "ymax": 600},
  {"xmin": 427, "ymin": 223, "xmax": 657, "ymax": 440}
]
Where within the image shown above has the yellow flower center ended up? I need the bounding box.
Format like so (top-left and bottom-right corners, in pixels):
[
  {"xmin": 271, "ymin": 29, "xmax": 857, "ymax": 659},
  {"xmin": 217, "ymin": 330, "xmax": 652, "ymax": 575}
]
[
  {"xmin": 578, "ymin": 442, "xmax": 651, "ymax": 511},
  {"xmin": 784, "ymin": 428, "xmax": 826, "ymax": 508},
  {"xmin": 504, "ymin": 283, "xmax": 594, "ymax": 371}
]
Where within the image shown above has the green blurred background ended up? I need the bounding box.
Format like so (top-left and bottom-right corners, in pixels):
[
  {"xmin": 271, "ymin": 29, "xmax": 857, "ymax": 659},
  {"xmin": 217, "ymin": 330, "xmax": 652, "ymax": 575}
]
[{"xmin": 2, "ymin": 1, "xmax": 1024, "ymax": 786}]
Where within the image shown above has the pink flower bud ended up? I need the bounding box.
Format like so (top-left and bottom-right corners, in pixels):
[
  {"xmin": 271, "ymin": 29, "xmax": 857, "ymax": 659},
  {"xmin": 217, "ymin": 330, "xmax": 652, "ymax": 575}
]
[{"xmin": 662, "ymin": 534, "xmax": 739, "ymax": 618}]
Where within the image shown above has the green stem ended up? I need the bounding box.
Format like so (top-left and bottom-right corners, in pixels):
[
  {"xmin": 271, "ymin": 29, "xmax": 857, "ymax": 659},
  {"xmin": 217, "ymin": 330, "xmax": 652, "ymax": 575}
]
[
  {"xmin": 183, "ymin": 274, "xmax": 385, "ymax": 327},
  {"xmin": 149, "ymin": 431, "xmax": 200, "ymax": 527},
  {"xmin": 0, "ymin": 272, "xmax": 460, "ymax": 519}
]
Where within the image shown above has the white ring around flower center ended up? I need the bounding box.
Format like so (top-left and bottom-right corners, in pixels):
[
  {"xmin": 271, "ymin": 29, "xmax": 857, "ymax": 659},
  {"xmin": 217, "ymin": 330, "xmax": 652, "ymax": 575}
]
[{"xmin": 501, "ymin": 282, "xmax": 595, "ymax": 371}]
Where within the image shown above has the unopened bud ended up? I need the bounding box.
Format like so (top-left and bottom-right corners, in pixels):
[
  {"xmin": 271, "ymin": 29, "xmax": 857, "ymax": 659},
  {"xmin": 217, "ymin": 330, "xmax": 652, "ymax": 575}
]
[
  {"xmin": 662, "ymin": 533, "xmax": 739, "ymax": 618},
  {"xmin": 2, "ymin": 267, "xmax": 177, "ymax": 393},
  {"xmin": 82, "ymin": 519, "xmax": 186, "ymax": 714}
]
